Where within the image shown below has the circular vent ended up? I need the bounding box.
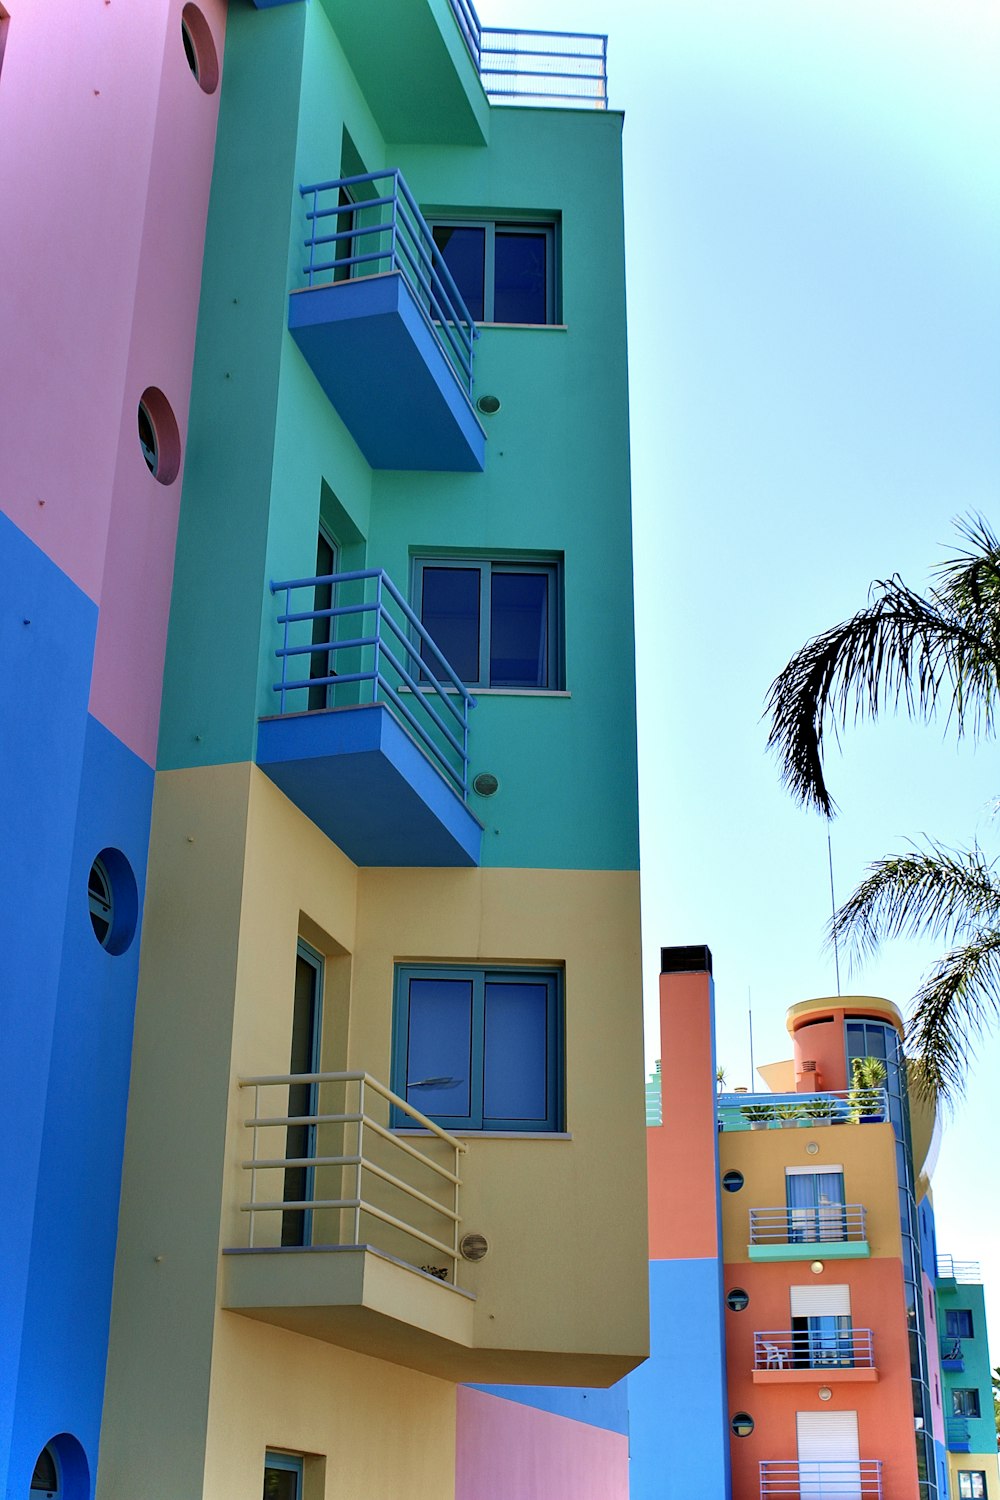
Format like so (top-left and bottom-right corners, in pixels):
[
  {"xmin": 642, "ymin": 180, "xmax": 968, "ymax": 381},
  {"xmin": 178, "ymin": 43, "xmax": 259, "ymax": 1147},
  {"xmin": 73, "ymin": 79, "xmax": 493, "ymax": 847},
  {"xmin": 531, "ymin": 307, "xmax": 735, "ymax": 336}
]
[
  {"xmin": 472, "ymin": 772, "xmax": 499, "ymax": 797},
  {"xmin": 476, "ymin": 394, "xmax": 501, "ymax": 416},
  {"xmin": 460, "ymin": 1233, "xmax": 489, "ymax": 1262}
]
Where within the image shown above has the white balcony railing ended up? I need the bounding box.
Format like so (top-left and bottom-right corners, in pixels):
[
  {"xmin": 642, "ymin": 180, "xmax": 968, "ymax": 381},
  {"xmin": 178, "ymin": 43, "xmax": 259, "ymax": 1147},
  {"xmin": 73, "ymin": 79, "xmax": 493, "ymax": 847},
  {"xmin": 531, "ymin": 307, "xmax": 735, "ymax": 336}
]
[
  {"xmin": 753, "ymin": 1328, "xmax": 875, "ymax": 1371},
  {"xmin": 236, "ymin": 1072, "xmax": 465, "ymax": 1281},
  {"xmin": 718, "ymin": 1090, "xmax": 888, "ymax": 1132},
  {"xmin": 937, "ymin": 1254, "xmax": 981, "ymax": 1283},
  {"xmin": 750, "ymin": 1204, "xmax": 868, "ymax": 1247},
  {"xmin": 760, "ymin": 1460, "xmax": 883, "ymax": 1498}
]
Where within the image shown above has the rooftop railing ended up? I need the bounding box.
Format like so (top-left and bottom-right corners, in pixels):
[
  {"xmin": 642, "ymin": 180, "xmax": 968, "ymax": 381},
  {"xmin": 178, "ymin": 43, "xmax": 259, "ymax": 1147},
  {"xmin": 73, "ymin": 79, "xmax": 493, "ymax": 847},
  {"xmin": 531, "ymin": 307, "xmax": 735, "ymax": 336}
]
[
  {"xmin": 237, "ymin": 1072, "xmax": 466, "ymax": 1281},
  {"xmin": 719, "ymin": 1090, "xmax": 888, "ymax": 1132},
  {"xmin": 753, "ymin": 1328, "xmax": 875, "ymax": 1371},
  {"xmin": 937, "ymin": 1254, "xmax": 981, "ymax": 1283},
  {"xmin": 760, "ymin": 1460, "xmax": 882, "ymax": 1498},
  {"xmin": 269, "ymin": 568, "xmax": 477, "ymax": 803},
  {"xmin": 298, "ymin": 169, "xmax": 477, "ymax": 393},
  {"xmin": 750, "ymin": 1204, "xmax": 868, "ymax": 1247},
  {"xmin": 448, "ymin": 0, "xmax": 608, "ymax": 108}
]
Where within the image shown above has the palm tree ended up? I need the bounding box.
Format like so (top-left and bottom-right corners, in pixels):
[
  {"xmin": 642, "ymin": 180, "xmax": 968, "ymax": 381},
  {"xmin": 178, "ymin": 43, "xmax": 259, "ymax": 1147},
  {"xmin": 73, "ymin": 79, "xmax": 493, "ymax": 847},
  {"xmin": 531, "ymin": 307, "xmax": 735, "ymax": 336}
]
[{"xmin": 765, "ymin": 516, "xmax": 1000, "ymax": 1105}]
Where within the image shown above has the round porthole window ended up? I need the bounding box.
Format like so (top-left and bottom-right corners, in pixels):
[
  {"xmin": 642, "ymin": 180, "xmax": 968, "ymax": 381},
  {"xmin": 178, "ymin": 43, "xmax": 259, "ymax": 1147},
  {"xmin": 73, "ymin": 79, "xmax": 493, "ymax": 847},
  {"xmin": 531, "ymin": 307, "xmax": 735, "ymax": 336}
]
[
  {"xmin": 180, "ymin": 5, "xmax": 219, "ymax": 94},
  {"xmin": 731, "ymin": 1412, "xmax": 755, "ymax": 1438},
  {"xmin": 726, "ymin": 1288, "xmax": 749, "ymax": 1312},
  {"xmin": 88, "ymin": 848, "xmax": 139, "ymax": 956},
  {"xmin": 30, "ymin": 1446, "xmax": 59, "ymax": 1496},
  {"xmin": 722, "ymin": 1169, "xmax": 744, "ymax": 1193},
  {"xmin": 137, "ymin": 388, "xmax": 182, "ymax": 485}
]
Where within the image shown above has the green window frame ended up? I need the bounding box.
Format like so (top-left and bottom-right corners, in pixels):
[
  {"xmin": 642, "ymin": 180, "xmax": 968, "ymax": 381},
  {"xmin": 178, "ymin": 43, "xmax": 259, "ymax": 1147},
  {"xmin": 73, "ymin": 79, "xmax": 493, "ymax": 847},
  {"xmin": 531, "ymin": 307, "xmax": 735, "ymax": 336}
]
[
  {"xmin": 413, "ymin": 556, "xmax": 562, "ymax": 691},
  {"xmin": 958, "ymin": 1474, "xmax": 988, "ymax": 1499},
  {"xmin": 429, "ymin": 219, "xmax": 558, "ymax": 325},
  {"xmin": 392, "ymin": 965, "xmax": 563, "ymax": 1132}
]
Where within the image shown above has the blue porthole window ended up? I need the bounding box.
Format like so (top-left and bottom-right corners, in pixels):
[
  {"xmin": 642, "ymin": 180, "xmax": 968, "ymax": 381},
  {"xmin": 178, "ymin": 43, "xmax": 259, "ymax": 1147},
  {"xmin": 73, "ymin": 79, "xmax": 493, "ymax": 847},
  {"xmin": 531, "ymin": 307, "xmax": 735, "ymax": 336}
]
[
  {"xmin": 392, "ymin": 966, "xmax": 563, "ymax": 1132},
  {"xmin": 726, "ymin": 1288, "xmax": 750, "ymax": 1312},
  {"xmin": 722, "ymin": 1170, "xmax": 745, "ymax": 1193},
  {"xmin": 30, "ymin": 1447, "xmax": 60, "ymax": 1496},
  {"xmin": 731, "ymin": 1412, "xmax": 755, "ymax": 1438},
  {"xmin": 87, "ymin": 848, "xmax": 139, "ymax": 955}
]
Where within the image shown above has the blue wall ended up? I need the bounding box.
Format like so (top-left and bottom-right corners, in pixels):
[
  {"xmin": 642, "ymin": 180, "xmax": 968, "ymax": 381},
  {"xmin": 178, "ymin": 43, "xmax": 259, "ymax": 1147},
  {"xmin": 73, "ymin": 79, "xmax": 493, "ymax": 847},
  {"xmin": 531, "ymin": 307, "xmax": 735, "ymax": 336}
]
[
  {"xmin": 0, "ymin": 517, "xmax": 152, "ymax": 1497},
  {"xmin": 467, "ymin": 1381, "xmax": 629, "ymax": 1437},
  {"xmin": 628, "ymin": 1257, "xmax": 732, "ymax": 1499}
]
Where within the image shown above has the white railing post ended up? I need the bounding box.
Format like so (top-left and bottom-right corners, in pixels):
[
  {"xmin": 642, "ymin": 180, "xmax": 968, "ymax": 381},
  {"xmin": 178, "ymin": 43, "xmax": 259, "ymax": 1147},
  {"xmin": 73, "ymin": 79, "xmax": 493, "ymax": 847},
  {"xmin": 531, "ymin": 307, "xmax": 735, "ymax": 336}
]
[
  {"xmin": 249, "ymin": 1082, "xmax": 260, "ymax": 1248},
  {"xmin": 355, "ymin": 1075, "xmax": 364, "ymax": 1248}
]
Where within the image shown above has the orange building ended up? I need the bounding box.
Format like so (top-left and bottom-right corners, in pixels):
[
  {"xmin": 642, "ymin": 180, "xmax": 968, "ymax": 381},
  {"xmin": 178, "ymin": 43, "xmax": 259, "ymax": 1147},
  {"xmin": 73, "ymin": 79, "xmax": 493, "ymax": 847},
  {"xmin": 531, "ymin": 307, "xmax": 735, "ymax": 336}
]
[{"xmin": 631, "ymin": 947, "xmax": 996, "ymax": 1500}]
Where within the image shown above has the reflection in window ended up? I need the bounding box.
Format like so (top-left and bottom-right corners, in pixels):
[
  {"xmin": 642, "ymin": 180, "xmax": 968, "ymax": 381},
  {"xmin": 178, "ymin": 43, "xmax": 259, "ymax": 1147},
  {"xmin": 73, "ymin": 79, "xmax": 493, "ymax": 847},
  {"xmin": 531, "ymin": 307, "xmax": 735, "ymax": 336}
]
[
  {"xmin": 431, "ymin": 220, "xmax": 556, "ymax": 324},
  {"xmin": 416, "ymin": 558, "xmax": 560, "ymax": 691}
]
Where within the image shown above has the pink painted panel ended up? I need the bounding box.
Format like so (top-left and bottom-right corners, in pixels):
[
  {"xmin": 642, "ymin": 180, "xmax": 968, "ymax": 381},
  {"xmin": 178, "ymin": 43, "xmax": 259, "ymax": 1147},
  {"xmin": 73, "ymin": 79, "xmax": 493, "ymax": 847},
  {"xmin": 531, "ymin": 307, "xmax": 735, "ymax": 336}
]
[
  {"xmin": 924, "ymin": 1270, "xmax": 946, "ymax": 1445},
  {"xmin": 455, "ymin": 1388, "xmax": 629, "ymax": 1500},
  {"xmin": 0, "ymin": 0, "xmax": 166, "ymax": 599},
  {"xmin": 88, "ymin": 0, "xmax": 227, "ymax": 764}
]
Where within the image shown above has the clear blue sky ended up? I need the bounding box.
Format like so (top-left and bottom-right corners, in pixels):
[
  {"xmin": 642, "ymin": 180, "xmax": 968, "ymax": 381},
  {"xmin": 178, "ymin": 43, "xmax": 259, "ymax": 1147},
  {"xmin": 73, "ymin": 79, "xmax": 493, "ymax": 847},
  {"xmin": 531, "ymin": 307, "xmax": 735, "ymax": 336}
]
[{"xmin": 487, "ymin": 0, "xmax": 1000, "ymax": 1344}]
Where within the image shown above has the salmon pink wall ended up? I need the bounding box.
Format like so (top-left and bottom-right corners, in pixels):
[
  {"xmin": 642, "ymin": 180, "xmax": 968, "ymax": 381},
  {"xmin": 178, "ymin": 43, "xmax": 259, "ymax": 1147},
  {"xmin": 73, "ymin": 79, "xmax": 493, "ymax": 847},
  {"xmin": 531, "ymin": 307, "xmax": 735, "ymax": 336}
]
[
  {"xmin": 455, "ymin": 1387, "xmax": 628, "ymax": 1500},
  {"xmin": 724, "ymin": 1258, "xmax": 919, "ymax": 1500},
  {"xmin": 648, "ymin": 966, "xmax": 721, "ymax": 1260}
]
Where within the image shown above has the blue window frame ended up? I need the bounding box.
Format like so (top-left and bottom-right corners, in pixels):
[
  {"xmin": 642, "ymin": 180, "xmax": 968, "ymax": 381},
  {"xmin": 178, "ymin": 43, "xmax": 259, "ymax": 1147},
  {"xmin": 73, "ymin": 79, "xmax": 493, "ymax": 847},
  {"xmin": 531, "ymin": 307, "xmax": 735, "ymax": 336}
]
[
  {"xmin": 263, "ymin": 1453, "xmax": 303, "ymax": 1500},
  {"xmin": 947, "ymin": 1308, "xmax": 975, "ymax": 1339},
  {"xmin": 392, "ymin": 966, "xmax": 562, "ymax": 1132},
  {"xmin": 429, "ymin": 220, "xmax": 557, "ymax": 324},
  {"xmin": 414, "ymin": 557, "xmax": 562, "ymax": 690},
  {"xmin": 953, "ymin": 1389, "xmax": 981, "ymax": 1418},
  {"xmin": 959, "ymin": 1473, "xmax": 988, "ymax": 1499}
]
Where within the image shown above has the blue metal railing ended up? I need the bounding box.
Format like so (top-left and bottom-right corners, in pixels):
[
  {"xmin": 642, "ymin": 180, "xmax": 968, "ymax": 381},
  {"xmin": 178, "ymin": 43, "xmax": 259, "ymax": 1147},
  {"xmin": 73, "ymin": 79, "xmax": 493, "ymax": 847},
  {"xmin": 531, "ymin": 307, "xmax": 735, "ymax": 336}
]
[
  {"xmin": 297, "ymin": 169, "xmax": 477, "ymax": 393},
  {"xmin": 269, "ymin": 569, "xmax": 476, "ymax": 802},
  {"xmin": 940, "ymin": 1336, "xmax": 965, "ymax": 1367},
  {"xmin": 447, "ymin": 0, "xmax": 608, "ymax": 108},
  {"xmin": 753, "ymin": 1327, "xmax": 875, "ymax": 1371},
  {"xmin": 946, "ymin": 1416, "xmax": 971, "ymax": 1450},
  {"xmin": 718, "ymin": 1089, "xmax": 888, "ymax": 1131},
  {"xmin": 760, "ymin": 1460, "xmax": 882, "ymax": 1498}
]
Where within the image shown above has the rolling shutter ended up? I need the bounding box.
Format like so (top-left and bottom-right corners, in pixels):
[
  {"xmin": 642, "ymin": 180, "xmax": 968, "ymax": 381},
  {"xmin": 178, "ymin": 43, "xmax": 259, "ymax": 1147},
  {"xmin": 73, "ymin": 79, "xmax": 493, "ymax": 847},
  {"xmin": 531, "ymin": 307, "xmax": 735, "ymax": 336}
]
[
  {"xmin": 790, "ymin": 1284, "xmax": 851, "ymax": 1318},
  {"xmin": 796, "ymin": 1412, "xmax": 860, "ymax": 1500}
]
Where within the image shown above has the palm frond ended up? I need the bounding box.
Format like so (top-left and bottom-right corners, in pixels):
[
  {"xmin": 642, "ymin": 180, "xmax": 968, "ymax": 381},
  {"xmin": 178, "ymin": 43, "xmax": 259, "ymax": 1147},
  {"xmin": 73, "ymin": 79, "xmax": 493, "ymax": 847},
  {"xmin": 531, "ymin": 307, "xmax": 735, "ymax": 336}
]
[
  {"xmin": 830, "ymin": 842, "xmax": 1000, "ymax": 965},
  {"xmin": 905, "ymin": 928, "xmax": 1000, "ymax": 1107},
  {"xmin": 765, "ymin": 523, "xmax": 1000, "ymax": 816}
]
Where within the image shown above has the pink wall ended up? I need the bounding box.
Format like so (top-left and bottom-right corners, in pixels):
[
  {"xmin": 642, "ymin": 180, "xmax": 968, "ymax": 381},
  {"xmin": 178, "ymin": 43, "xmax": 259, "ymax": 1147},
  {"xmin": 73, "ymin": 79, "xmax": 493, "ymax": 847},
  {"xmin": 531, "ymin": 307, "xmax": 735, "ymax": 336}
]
[
  {"xmin": 924, "ymin": 1270, "xmax": 947, "ymax": 1445},
  {"xmin": 455, "ymin": 1389, "xmax": 628, "ymax": 1500},
  {"xmin": 0, "ymin": 0, "xmax": 226, "ymax": 765}
]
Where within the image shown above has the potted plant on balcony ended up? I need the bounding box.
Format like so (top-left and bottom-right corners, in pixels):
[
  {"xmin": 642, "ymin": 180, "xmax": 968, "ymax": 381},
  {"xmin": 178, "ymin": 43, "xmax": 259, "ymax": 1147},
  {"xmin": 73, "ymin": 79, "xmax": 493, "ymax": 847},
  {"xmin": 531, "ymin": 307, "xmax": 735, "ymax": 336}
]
[
  {"xmin": 848, "ymin": 1056, "xmax": 887, "ymax": 1122},
  {"xmin": 799, "ymin": 1097, "xmax": 833, "ymax": 1128},
  {"xmin": 776, "ymin": 1102, "xmax": 802, "ymax": 1128},
  {"xmin": 741, "ymin": 1103, "xmax": 773, "ymax": 1131}
]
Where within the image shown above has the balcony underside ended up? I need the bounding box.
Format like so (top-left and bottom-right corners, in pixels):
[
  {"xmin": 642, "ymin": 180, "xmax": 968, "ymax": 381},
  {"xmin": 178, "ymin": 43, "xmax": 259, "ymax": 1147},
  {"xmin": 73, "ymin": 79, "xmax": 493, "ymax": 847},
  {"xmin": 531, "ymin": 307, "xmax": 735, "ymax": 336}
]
[
  {"xmin": 256, "ymin": 703, "xmax": 483, "ymax": 867},
  {"xmin": 316, "ymin": 0, "xmax": 488, "ymax": 146},
  {"xmin": 754, "ymin": 1366, "xmax": 878, "ymax": 1385},
  {"xmin": 749, "ymin": 1240, "xmax": 870, "ymax": 1262},
  {"xmin": 223, "ymin": 1245, "xmax": 642, "ymax": 1385},
  {"xmin": 288, "ymin": 274, "xmax": 486, "ymax": 472}
]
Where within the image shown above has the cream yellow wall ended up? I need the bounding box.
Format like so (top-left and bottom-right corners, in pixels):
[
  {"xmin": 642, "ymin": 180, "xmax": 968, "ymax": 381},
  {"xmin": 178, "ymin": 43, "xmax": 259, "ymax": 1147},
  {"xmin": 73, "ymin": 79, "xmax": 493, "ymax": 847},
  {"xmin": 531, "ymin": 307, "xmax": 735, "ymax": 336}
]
[
  {"xmin": 203, "ymin": 1312, "xmax": 457, "ymax": 1500},
  {"xmin": 100, "ymin": 761, "xmax": 647, "ymax": 1498},
  {"xmin": 719, "ymin": 1121, "xmax": 903, "ymax": 1261},
  {"xmin": 229, "ymin": 765, "xmax": 649, "ymax": 1368},
  {"xmin": 948, "ymin": 1453, "xmax": 1000, "ymax": 1500}
]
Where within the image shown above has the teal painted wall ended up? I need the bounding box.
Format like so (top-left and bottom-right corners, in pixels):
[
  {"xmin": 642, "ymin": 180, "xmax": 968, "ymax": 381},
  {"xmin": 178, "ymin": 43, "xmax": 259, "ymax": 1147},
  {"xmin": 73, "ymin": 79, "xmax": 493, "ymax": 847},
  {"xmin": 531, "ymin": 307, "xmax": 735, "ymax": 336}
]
[
  {"xmin": 158, "ymin": 2, "xmax": 637, "ymax": 871},
  {"xmin": 938, "ymin": 1281, "xmax": 997, "ymax": 1457}
]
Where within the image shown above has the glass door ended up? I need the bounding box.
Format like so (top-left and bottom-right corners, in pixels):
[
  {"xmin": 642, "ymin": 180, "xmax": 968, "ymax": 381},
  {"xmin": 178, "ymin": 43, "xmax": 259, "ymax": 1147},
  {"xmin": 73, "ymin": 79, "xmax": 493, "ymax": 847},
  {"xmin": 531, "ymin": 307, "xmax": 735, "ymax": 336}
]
[
  {"xmin": 281, "ymin": 941, "xmax": 324, "ymax": 1247},
  {"xmin": 308, "ymin": 526, "xmax": 339, "ymax": 711},
  {"xmin": 786, "ymin": 1171, "xmax": 846, "ymax": 1243}
]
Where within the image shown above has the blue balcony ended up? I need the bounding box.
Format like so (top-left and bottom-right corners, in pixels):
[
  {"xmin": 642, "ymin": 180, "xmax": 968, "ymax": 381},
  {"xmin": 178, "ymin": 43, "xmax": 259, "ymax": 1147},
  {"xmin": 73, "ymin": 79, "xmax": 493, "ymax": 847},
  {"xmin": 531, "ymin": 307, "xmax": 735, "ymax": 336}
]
[
  {"xmin": 257, "ymin": 570, "xmax": 482, "ymax": 867},
  {"xmin": 288, "ymin": 171, "xmax": 485, "ymax": 473},
  {"xmin": 940, "ymin": 1335, "xmax": 966, "ymax": 1371},
  {"xmin": 946, "ymin": 1417, "xmax": 971, "ymax": 1452}
]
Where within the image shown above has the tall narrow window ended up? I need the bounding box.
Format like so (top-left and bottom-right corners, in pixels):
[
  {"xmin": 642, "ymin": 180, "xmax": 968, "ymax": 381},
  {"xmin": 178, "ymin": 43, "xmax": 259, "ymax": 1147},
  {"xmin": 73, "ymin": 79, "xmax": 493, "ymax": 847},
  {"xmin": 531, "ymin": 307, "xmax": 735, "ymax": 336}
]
[
  {"xmin": 281, "ymin": 942, "xmax": 324, "ymax": 1247},
  {"xmin": 308, "ymin": 526, "xmax": 339, "ymax": 711}
]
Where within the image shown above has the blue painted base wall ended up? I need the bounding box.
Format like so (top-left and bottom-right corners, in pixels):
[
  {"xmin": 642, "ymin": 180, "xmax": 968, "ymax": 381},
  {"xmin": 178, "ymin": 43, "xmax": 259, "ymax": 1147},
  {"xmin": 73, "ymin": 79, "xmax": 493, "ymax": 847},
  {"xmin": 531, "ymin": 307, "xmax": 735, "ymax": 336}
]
[
  {"xmin": 0, "ymin": 516, "xmax": 152, "ymax": 1497},
  {"xmin": 627, "ymin": 1257, "xmax": 732, "ymax": 1500}
]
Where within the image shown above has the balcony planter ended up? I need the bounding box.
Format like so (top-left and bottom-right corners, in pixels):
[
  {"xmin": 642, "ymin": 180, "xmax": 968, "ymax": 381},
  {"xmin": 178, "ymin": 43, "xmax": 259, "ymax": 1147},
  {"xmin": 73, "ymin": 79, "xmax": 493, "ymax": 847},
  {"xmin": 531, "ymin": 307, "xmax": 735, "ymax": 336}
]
[
  {"xmin": 776, "ymin": 1105, "xmax": 802, "ymax": 1129},
  {"xmin": 799, "ymin": 1100, "xmax": 833, "ymax": 1128},
  {"xmin": 741, "ymin": 1105, "xmax": 773, "ymax": 1131}
]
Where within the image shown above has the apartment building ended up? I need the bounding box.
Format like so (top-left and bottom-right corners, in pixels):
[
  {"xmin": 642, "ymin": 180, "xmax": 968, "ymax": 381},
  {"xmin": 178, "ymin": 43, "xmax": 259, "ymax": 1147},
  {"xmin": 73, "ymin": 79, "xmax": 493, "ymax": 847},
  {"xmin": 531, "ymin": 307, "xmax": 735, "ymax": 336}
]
[
  {"xmin": 634, "ymin": 947, "xmax": 1000, "ymax": 1500},
  {"xmin": 83, "ymin": 3, "xmax": 646, "ymax": 1499}
]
